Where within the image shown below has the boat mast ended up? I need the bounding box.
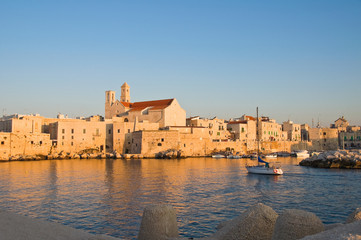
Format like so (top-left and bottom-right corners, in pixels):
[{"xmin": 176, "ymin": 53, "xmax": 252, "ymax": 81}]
[{"xmin": 257, "ymin": 107, "xmax": 259, "ymax": 157}]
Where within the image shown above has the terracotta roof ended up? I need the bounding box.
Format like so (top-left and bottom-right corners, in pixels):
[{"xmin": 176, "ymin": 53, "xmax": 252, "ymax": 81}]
[
  {"xmin": 120, "ymin": 102, "xmax": 133, "ymax": 108},
  {"xmin": 228, "ymin": 120, "xmax": 247, "ymax": 124},
  {"xmin": 128, "ymin": 99, "xmax": 174, "ymax": 112},
  {"xmin": 245, "ymin": 116, "xmax": 256, "ymax": 121}
]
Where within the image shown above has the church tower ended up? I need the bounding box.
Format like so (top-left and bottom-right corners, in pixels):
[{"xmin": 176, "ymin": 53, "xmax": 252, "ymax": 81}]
[
  {"xmin": 121, "ymin": 82, "xmax": 130, "ymax": 103},
  {"xmin": 105, "ymin": 90, "xmax": 115, "ymax": 119}
]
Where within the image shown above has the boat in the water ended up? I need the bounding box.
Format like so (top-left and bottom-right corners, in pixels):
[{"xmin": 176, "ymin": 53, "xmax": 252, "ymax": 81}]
[
  {"xmin": 212, "ymin": 154, "xmax": 225, "ymax": 158},
  {"xmin": 291, "ymin": 150, "xmax": 310, "ymax": 158},
  {"xmin": 277, "ymin": 151, "xmax": 290, "ymax": 157},
  {"xmin": 246, "ymin": 107, "xmax": 284, "ymax": 175},
  {"xmin": 264, "ymin": 153, "xmax": 277, "ymax": 158},
  {"xmin": 246, "ymin": 156, "xmax": 283, "ymax": 175}
]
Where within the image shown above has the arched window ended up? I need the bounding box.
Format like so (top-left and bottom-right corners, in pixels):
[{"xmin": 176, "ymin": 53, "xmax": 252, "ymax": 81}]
[{"xmin": 124, "ymin": 118, "xmax": 129, "ymax": 122}]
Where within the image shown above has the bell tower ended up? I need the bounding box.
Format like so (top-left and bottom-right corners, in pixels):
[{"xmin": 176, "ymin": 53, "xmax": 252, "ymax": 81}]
[
  {"xmin": 121, "ymin": 82, "xmax": 130, "ymax": 103},
  {"xmin": 105, "ymin": 90, "xmax": 116, "ymax": 119}
]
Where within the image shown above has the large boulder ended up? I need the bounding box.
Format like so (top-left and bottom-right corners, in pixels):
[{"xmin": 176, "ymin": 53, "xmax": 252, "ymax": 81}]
[
  {"xmin": 346, "ymin": 207, "xmax": 361, "ymax": 223},
  {"xmin": 300, "ymin": 220, "xmax": 361, "ymax": 240},
  {"xmin": 210, "ymin": 203, "xmax": 278, "ymax": 240},
  {"xmin": 138, "ymin": 204, "xmax": 179, "ymax": 240},
  {"xmin": 272, "ymin": 209, "xmax": 324, "ymax": 240}
]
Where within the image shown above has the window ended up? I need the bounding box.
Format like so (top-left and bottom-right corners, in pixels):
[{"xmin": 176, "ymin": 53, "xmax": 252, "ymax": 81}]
[
  {"xmin": 62, "ymin": 136, "xmax": 64, "ymax": 139},
  {"xmin": 117, "ymin": 129, "xmax": 120, "ymax": 133},
  {"xmin": 83, "ymin": 129, "xmax": 86, "ymax": 134},
  {"xmin": 39, "ymin": 141, "xmax": 42, "ymax": 145},
  {"xmin": 158, "ymin": 143, "xmax": 162, "ymax": 146},
  {"xmin": 62, "ymin": 129, "xmax": 65, "ymax": 134},
  {"xmin": 71, "ymin": 142, "xmax": 73, "ymax": 146},
  {"xmin": 128, "ymin": 129, "xmax": 130, "ymax": 133},
  {"xmin": 96, "ymin": 128, "xmax": 99, "ymax": 135},
  {"xmin": 31, "ymin": 141, "xmax": 34, "ymax": 144},
  {"xmin": 1, "ymin": 141, "xmax": 4, "ymax": 145},
  {"xmin": 161, "ymin": 138, "xmax": 164, "ymax": 142},
  {"xmin": 108, "ymin": 129, "xmax": 111, "ymax": 134},
  {"xmin": 71, "ymin": 129, "xmax": 74, "ymax": 134},
  {"xmin": 241, "ymin": 128, "xmax": 244, "ymax": 133},
  {"xmin": 71, "ymin": 136, "xmax": 74, "ymax": 139},
  {"xmin": 184, "ymin": 144, "xmax": 186, "ymax": 147}
]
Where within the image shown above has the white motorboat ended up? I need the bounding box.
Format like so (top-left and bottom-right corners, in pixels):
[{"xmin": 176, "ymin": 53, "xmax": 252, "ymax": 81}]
[
  {"xmin": 212, "ymin": 154, "xmax": 225, "ymax": 158},
  {"xmin": 293, "ymin": 150, "xmax": 310, "ymax": 158},
  {"xmin": 227, "ymin": 155, "xmax": 241, "ymax": 159},
  {"xmin": 264, "ymin": 153, "xmax": 277, "ymax": 158}
]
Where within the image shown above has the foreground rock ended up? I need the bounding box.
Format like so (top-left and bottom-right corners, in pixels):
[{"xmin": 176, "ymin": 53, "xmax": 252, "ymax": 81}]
[
  {"xmin": 0, "ymin": 209, "xmax": 121, "ymax": 240},
  {"xmin": 210, "ymin": 203, "xmax": 278, "ymax": 240},
  {"xmin": 300, "ymin": 220, "xmax": 361, "ymax": 240},
  {"xmin": 346, "ymin": 207, "xmax": 361, "ymax": 223},
  {"xmin": 272, "ymin": 209, "xmax": 324, "ymax": 240},
  {"xmin": 138, "ymin": 204, "xmax": 179, "ymax": 240},
  {"xmin": 300, "ymin": 150, "xmax": 361, "ymax": 169}
]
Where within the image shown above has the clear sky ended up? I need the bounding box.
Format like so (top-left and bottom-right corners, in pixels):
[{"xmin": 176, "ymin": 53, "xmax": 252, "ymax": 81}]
[{"xmin": 1, "ymin": 0, "xmax": 360, "ymax": 127}]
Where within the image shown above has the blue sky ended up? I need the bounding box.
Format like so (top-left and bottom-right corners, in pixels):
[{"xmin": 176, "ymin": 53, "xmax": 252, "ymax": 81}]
[{"xmin": 1, "ymin": 0, "xmax": 360, "ymax": 126}]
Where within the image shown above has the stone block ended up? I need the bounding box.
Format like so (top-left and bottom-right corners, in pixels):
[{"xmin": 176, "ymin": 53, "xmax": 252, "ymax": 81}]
[
  {"xmin": 138, "ymin": 204, "xmax": 179, "ymax": 240},
  {"xmin": 211, "ymin": 203, "xmax": 278, "ymax": 240},
  {"xmin": 272, "ymin": 209, "xmax": 324, "ymax": 240}
]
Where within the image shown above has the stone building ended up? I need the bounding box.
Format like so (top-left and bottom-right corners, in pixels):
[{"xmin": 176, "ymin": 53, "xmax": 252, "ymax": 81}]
[
  {"xmin": 340, "ymin": 131, "xmax": 361, "ymax": 149},
  {"xmin": 227, "ymin": 119, "xmax": 256, "ymax": 152},
  {"xmin": 282, "ymin": 120, "xmax": 301, "ymax": 141},
  {"xmin": 105, "ymin": 83, "xmax": 186, "ymax": 127},
  {"xmin": 187, "ymin": 116, "xmax": 231, "ymax": 140},
  {"xmin": 331, "ymin": 116, "xmax": 349, "ymax": 131},
  {"xmin": 49, "ymin": 117, "xmax": 107, "ymax": 153},
  {"xmin": 0, "ymin": 115, "xmax": 53, "ymax": 159},
  {"xmin": 260, "ymin": 117, "xmax": 287, "ymax": 141},
  {"xmin": 112, "ymin": 119, "xmax": 159, "ymax": 154},
  {"xmin": 308, "ymin": 127, "xmax": 339, "ymax": 151}
]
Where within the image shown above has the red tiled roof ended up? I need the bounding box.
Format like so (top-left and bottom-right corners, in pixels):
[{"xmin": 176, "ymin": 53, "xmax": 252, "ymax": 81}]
[
  {"xmin": 120, "ymin": 102, "xmax": 133, "ymax": 108},
  {"xmin": 128, "ymin": 99, "xmax": 174, "ymax": 112},
  {"xmin": 228, "ymin": 120, "xmax": 247, "ymax": 124},
  {"xmin": 245, "ymin": 116, "xmax": 256, "ymax": 121}
]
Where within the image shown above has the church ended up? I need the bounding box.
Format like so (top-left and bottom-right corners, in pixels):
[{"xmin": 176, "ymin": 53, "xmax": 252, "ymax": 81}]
[{"xmin": 105, "ymin": 82, "xmax": 186, "ymax": 127}]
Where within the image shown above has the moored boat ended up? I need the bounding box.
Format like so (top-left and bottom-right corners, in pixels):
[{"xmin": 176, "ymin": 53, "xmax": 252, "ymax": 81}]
[
  {"xmin": 264, "ymin": 153, "xmax": 277, "ymax": 158},
  {"xmin": 292, "ymin": 150, "xmax": 310, "ymax": 158},
  {"xmin": 212, "ymin": 154, "xmax": 225, "ymax": 158}
]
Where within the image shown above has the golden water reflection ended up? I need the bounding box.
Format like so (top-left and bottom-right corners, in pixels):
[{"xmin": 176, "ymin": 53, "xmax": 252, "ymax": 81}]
[{"xmin": 0, "ymin": 157, "xmax": 359, "ymax": 239}]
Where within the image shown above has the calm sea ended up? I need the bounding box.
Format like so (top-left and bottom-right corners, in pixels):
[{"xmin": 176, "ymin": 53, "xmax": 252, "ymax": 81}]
[{"xmin": 0, "ymin": 157, "xmax": 360, "ymax": 239}]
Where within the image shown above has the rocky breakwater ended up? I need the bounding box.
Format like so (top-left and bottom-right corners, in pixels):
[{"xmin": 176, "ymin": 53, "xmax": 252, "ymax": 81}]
[
  {"xmin": 2, "ymin": 150, "xmax": 144, "ymax": 162},
  {"xmin": 300, "ymin": 150, "xmax": 361, "ymax": 169},
  {"xmin": 139, "ymin": 203, "xmax": 361, "ymax": 240}
]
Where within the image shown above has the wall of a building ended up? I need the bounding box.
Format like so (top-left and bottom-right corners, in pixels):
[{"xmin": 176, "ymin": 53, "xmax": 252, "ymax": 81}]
[
  {"xmin": 50, "ymin": 120, "xmax": 106, "ymax": 154},
  {"xmin": 0, "ymin": 132, "xmax": 52, "ymax": 159}
]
